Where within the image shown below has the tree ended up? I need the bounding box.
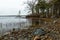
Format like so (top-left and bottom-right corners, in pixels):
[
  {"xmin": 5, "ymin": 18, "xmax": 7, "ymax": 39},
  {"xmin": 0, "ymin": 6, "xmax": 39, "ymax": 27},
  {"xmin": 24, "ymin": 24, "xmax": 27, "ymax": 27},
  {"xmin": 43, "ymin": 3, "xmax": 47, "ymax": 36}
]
[
  {"xmin": 26, "ymin": 0, "xmax": 37, "ymax": 14},
  {"xmin": 49, "ymin": 0, "xmax": 58, "ymax": 18},
  {"xmin": 35, "ymin": 0, "xmax": 49, "ymax": 17},
  {"xmin": 36, "ymin": 0, "xmax": 46, "ymax": 13},
  {"xmin": 45, "ymin": 2, "xmax": 52, "ymax": 18},
  {"xmin": 53, "ymin": 0, "xmax": 60, "ymax": 17},
  {"xmin": 26, "ymin": 0, "xmax": 59, "ymax": 18}
]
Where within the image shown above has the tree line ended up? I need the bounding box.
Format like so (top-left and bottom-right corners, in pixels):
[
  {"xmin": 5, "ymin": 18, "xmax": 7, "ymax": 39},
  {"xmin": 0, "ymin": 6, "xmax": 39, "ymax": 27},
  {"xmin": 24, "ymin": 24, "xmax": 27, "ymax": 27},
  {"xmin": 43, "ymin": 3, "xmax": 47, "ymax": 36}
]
[{"xmin": 26, "ymin": 0, "xmax": 60, "ymax": 18}]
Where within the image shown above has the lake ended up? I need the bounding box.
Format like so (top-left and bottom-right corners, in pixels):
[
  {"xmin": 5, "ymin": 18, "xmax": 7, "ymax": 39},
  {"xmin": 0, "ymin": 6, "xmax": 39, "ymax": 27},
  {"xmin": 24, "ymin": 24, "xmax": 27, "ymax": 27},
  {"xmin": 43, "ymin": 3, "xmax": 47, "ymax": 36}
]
[{"xmin": 0, "ymin": 17, "xmax": 32, "ymax": 35}]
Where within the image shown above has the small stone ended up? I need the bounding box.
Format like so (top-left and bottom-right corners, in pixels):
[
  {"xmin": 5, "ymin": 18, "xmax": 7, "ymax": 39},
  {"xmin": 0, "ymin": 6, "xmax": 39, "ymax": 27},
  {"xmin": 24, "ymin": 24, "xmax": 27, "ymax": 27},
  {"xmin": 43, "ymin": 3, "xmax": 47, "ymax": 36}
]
[{"xmin": 34, "ymin": 35, "xmax": 41, "ymax": 40}]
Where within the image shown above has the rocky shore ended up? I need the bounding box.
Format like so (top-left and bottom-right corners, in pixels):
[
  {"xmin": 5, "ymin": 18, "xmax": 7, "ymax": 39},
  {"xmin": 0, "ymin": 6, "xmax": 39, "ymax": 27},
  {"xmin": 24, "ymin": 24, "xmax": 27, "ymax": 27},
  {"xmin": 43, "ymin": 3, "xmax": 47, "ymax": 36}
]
[
  {"xmin": 0, "ymin": 24, "xmax": 60, "ymax": 40},
  {"xmin": 0, "ymin": 18, "xmax": 60, "ymax": 40}
]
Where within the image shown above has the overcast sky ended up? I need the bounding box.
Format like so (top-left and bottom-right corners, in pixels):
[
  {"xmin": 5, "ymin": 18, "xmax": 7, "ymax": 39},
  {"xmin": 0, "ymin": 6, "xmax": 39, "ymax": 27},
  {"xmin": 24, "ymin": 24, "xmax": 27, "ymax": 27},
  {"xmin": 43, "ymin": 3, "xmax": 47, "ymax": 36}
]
[
  {"xmin": 0, "ymin": 0, "xmax": 49, "ymax": 15},
  {"xmin": 0, "ymin": 0, "xmax": 28, "ymax": 15}
]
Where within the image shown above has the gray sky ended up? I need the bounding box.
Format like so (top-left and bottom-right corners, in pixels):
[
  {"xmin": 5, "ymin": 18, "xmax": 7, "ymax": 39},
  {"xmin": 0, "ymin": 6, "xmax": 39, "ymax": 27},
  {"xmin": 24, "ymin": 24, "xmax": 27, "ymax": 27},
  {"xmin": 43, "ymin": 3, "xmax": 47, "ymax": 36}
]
[
  {"xmin": 0, "ymin": 0, "xmax": 28, "ymax": 15},
  {"xmin": 0, "ymin": 0, "xmax": 49, "ymax": 15}
]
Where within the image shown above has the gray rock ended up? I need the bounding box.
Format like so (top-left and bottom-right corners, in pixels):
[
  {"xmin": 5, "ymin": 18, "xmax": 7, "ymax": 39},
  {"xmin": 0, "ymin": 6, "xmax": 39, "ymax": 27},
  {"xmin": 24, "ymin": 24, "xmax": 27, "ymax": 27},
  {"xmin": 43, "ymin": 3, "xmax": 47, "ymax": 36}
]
[{"xmin": 32, "ymin": 28, "xmax": 46, "ymax": 36}]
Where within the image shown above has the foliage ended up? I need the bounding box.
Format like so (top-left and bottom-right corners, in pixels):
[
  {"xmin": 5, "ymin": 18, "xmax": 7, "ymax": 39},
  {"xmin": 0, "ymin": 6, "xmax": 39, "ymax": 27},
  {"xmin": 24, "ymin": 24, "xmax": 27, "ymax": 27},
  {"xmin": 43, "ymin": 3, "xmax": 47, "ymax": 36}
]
[{"xmin": 26, "ymin": 0, "xmax": 60, "ymax": 18}]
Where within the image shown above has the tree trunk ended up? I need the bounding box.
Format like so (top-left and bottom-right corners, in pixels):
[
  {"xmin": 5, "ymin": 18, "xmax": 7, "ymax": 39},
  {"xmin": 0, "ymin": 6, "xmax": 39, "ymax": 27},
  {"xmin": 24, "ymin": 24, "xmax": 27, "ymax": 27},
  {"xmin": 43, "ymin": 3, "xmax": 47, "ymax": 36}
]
[
  {"xmin": 41, "ymin": 9, "xmax": 45, "ymax": 17},
  {"xmin": 46, "ymin": 8, "xmax": 49, "ymax": 18},
  {"xmin": 32, "ymin": 7, "xmax": 34, "ymax": 14}
]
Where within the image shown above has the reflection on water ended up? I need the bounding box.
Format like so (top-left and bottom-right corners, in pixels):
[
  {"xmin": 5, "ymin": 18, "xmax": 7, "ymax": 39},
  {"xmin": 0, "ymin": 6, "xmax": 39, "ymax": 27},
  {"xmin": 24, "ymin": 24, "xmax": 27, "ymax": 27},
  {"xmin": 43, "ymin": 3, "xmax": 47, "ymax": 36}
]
[{"xmin": 0, "ymin": 17, "xmax": 32, "ymax": 34}]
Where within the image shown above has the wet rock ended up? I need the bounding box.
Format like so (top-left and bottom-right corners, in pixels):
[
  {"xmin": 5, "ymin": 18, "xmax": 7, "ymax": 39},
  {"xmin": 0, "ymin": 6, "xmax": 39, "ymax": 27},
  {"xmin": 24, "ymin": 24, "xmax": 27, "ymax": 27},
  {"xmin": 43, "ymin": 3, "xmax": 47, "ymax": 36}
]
[{"xmin": 32, "ymin": 28, "xmax": 46, "ymax": 36}]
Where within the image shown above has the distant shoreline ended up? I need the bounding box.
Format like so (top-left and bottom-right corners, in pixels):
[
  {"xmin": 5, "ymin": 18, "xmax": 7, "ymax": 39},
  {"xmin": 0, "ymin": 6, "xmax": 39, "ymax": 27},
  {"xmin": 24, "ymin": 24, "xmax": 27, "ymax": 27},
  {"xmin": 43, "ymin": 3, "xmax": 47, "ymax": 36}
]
[{"xmin": 0, "ymin": 15, "xmax": 26, "ymax": 17}]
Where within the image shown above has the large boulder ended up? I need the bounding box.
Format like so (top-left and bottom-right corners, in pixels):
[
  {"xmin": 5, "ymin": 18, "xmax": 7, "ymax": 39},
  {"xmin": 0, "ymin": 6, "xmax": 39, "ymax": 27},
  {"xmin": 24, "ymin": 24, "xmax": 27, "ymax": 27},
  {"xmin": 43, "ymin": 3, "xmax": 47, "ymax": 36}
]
[{"xmin": 32, "ymin": 28, "xmax": 46, "ymax": 36}]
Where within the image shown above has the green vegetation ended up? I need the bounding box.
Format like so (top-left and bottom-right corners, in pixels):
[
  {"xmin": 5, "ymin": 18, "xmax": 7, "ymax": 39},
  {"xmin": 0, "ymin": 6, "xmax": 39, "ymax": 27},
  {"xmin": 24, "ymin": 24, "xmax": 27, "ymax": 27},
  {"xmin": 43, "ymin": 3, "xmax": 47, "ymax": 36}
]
[{"xmin": 26, "ymin": 0, "xmax": 60, "ymax": 18}]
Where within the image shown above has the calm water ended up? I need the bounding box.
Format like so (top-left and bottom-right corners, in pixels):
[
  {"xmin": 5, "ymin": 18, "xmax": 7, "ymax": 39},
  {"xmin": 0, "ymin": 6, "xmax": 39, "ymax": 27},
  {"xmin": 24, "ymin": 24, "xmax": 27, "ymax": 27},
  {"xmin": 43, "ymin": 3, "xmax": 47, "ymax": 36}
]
[{"xmin": 0, "ymin": 17, "xmax": 32, "ymax": 34}]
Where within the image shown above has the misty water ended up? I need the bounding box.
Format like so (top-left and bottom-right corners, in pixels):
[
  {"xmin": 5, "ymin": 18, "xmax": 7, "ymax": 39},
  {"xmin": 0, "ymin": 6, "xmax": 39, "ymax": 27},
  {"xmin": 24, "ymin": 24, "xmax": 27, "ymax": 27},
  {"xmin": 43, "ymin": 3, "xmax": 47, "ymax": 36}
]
[{"xmin": 0, "ymin": 17, "xmax": 32, "ymax": 34}]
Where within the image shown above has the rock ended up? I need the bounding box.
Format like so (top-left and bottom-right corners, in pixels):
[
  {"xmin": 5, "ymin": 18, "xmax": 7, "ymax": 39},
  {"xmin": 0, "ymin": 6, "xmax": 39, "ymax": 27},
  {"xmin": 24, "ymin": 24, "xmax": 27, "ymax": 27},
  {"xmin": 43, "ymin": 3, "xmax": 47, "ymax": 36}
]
[
  {"xmin": 34, "ymin": 35, "xmax": 41, "ymax": 40},
  {"xmin": 32, "ymin": 28, "xmax": 46, "ymax": 36}
]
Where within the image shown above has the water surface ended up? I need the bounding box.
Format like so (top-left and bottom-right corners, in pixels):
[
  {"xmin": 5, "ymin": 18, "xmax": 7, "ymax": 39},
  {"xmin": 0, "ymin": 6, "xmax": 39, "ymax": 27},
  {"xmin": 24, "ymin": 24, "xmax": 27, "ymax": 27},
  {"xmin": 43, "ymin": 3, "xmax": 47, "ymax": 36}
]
[{"xmin": 0, "ymin": 17, "xmax": 32, "ymax": 34}]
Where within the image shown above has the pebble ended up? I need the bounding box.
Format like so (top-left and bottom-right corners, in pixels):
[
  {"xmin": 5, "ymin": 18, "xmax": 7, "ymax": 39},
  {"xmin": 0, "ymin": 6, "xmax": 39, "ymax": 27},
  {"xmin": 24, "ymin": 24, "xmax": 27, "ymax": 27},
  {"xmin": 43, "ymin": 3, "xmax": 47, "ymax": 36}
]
[{"xmin": 0, "ymin": 27, "xmax": 60, "ymax": 40}]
